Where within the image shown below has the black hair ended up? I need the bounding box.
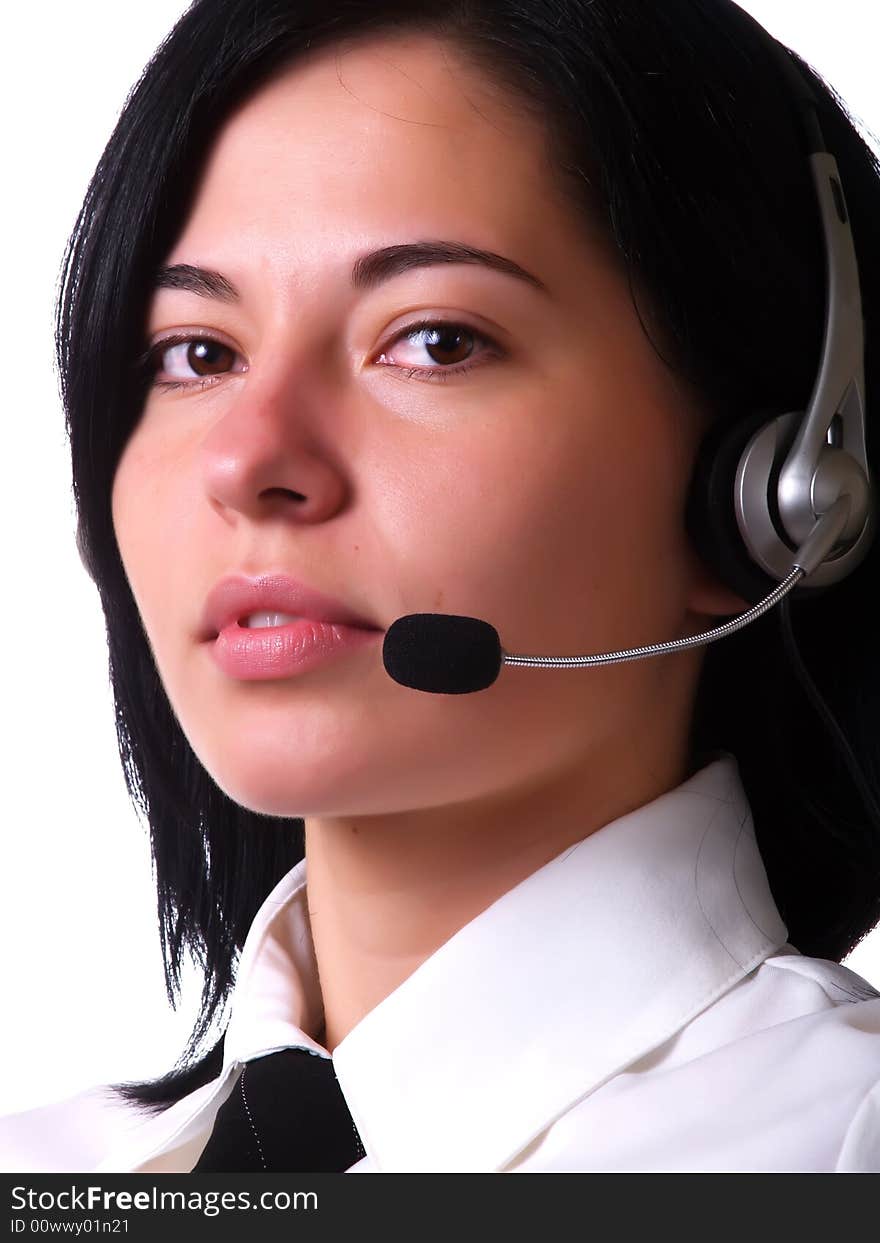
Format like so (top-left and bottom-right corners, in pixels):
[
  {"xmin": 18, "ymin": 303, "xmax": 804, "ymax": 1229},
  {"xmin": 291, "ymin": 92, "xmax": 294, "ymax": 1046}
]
[{"xmin": 56, "ymin": 0, "xmax": 880, "ymax": 1115}]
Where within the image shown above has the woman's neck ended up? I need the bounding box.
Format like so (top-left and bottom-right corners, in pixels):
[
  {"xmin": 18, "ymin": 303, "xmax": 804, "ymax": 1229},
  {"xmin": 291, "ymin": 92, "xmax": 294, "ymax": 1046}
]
[{"xmin": 303, "ymin": 730, "xmax": 691, "ymax": 1054}]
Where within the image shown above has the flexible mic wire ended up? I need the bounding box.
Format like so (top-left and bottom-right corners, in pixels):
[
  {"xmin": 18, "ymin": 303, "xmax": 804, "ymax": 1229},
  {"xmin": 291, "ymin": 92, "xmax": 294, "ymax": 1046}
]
[{"xmin": 501, "ymin": 567, "xmax": 805, "ymax": 669}]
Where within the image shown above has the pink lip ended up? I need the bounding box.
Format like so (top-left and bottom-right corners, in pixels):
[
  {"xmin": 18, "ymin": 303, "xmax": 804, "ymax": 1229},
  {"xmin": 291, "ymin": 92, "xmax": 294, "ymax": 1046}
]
[
  {"xmin": 199, "ymin": 572, "xmax": 382, "ymax": 641},
  {"xmin": 209, "ymin": 616, "xmax": 381, "ymax": 681}
]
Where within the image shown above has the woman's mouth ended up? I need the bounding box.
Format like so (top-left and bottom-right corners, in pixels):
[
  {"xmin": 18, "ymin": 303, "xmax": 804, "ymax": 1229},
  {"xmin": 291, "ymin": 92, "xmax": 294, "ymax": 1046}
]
[{"xmin": 207, "ymin": 615, "xmax": 381, "ymax": 681}]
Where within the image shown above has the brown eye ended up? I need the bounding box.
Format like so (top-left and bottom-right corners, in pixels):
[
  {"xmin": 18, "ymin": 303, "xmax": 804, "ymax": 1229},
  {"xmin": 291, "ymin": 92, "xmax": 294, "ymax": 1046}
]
[
  {"xmin": 412, "ymin": 324, "xmax": 474, "ymax": 366},
  {"xmin": 376, "ymin": 318, "xmax": 500, "ymax": 383},
  {"xmin": 140, "ymin": 333, "xmax": 246, "ymax": 392},
  {"xmin": 178, "ymin": 339, "xmax": 236, "ymax": 376}
]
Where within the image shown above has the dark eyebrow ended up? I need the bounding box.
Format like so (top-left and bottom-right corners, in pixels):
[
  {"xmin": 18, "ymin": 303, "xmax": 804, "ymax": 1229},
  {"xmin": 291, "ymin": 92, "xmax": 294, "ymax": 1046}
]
[
  {"xmin": 151, "ymin": 263, "xmax": 239, "ymax": 302},
  {"xmin": 151, "ymin": 240, "xmax": 549, "ymax": 302},
  {"xmin": 350, "ymin": 240, "xmax": 548, "ymax": 295}
]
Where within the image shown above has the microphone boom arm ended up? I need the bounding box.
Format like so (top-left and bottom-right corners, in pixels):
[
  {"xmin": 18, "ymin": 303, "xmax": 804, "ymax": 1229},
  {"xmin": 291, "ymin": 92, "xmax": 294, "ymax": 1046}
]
[{"xmin": 501, "ymin": 495, "xmax": 852, "ymax": 670}]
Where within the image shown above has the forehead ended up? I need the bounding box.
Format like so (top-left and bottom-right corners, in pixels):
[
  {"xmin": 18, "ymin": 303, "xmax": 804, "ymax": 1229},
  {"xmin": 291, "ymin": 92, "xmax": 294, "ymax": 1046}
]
[{"xmin": 168, "ymin": 33, "xmax": 574, "ymax": 261}]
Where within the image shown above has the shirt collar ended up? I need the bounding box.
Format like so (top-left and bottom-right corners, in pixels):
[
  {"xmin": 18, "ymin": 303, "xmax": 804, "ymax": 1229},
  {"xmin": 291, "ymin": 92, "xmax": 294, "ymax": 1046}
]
[{"xmin": 218, "ymin": 749, "xmax": 789, "ymax": 1172}]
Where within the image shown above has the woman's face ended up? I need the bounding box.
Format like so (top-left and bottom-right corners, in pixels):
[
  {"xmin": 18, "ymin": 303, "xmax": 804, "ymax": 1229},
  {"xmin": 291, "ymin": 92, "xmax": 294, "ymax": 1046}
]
[{"xmin": 112, "ymin": 33, "xmax": 743, "ymax": 819}]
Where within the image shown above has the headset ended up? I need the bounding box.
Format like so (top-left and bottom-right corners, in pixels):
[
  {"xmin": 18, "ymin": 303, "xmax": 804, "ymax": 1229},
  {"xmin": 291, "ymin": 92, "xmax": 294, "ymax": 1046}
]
[
  {"xmin": 382, "ymin": 14, "xmax": 878, "ymax": 820},
  {"xmin": 683, "ymin": 15, "xmax": 879, "ymax": 824},
  {"xmin": 685, "ymin": 18, "xmax": 873, "ymax": 604}
]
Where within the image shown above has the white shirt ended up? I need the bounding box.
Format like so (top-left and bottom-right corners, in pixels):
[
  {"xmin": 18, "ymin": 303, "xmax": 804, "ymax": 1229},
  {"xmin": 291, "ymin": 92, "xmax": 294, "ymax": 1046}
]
[{"xmin": 3, "ymin": 751, "xmax": 880, "ymax": 1173}]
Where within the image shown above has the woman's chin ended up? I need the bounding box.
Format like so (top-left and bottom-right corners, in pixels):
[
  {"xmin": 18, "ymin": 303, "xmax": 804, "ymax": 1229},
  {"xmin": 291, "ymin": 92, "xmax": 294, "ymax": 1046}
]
[
  {"xmin": 196, "ymin": 759, "xmax": 332, "ymax": 818},
  {"xmin": 185, "ymin": 736, "xmax": 371, "ymax": 818}
]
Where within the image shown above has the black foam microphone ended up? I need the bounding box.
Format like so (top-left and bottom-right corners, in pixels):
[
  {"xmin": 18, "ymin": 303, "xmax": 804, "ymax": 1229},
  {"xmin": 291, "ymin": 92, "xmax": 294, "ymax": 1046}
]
[
  {"xmin": 381, "ymin": 498, "xmax": 854, "ymax": 694},
  {"xmin": 383, "ymin": 614, "xmax": 502, "ymax": 694}
]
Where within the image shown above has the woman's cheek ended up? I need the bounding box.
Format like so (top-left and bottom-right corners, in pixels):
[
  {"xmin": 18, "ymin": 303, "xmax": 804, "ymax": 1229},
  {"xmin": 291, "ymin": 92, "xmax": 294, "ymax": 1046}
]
[{"xmin": 112, "ymin": 436, "xmax": 180, "ymax": 621}]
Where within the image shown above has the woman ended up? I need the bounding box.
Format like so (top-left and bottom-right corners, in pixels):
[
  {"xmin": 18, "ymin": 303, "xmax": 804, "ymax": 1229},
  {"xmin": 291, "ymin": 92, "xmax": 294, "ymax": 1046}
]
[{"xmin": 2, "ymin": 0, "xmax": 880, "ymax": 1173}]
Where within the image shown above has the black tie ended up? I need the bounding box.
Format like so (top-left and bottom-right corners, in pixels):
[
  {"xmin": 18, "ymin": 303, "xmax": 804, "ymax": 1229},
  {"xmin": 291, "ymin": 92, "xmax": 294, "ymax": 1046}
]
[{"xmin": 191, "ymin": 1047, "xmax": 367, "ymax": 1172}]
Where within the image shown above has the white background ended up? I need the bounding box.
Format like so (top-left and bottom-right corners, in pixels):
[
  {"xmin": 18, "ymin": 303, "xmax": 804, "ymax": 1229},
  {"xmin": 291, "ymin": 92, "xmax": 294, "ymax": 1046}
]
[{"xmin": 1, "ymin": 1, "xmax": 878, "ymax": 1116}]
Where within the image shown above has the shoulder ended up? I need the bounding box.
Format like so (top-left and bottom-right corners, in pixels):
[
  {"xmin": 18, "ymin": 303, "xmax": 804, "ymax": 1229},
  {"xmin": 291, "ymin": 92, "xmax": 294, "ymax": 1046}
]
[
  {"xmin": 759, "ymin": 949, "xmax": 880, "ymax": 1171},
  {"xmin": 0, "ymin": 1083, "xmax": 156, "ymax": 1173},
  {"xmin": 836, "ymin": 1070, "xmax": 880, "ymax": 1172},
  {"xmin": 753, "ymin": 949, "xmax": 880, "ymax": 1066},
  {"xmin": 602, "ymin": 947, "xmax": 880, "ymax": 1171},
  {"xmin": 762, "ymin": 946, "xmax": 880, "ymax": 1006}
]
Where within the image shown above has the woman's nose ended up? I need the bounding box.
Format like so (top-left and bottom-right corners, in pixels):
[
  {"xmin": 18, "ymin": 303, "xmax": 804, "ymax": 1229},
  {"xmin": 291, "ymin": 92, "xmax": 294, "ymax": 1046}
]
[{"xmin": 198, "ymin": 374, "xmax": 349, "ymax": 525}]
